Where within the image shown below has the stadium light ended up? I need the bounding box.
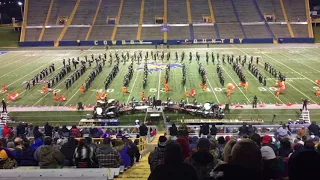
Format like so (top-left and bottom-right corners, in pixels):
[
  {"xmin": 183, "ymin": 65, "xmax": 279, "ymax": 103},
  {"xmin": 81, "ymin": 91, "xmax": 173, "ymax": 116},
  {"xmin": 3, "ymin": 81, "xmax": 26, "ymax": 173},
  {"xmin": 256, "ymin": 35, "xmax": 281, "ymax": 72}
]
[{"xmin": 18, "ymin": 2, "xmax": 23, "ymax": 22}]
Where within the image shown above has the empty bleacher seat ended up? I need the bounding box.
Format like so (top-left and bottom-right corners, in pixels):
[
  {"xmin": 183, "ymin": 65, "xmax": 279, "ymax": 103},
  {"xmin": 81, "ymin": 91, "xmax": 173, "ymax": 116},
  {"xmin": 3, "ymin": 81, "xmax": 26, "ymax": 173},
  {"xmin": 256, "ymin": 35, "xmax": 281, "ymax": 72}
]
[
  {"xmin": 88, "ymin": 25, "xmax": 114, "ymax": 40},
  {"xmin": 233, "ymin": 0, "xmax": 261, "ymax": 22},
  {"xmin": 291, "ymin": 24, "xmax": 309, "ymax": 37},
  {"xmin": 94, "ymin": 0, "xmax": 120, "ymax": 25},
  {"xmin": 116, "ymin": 27, "xmax": 138, "ymax": 40},
  {"xmin": 167, "ymin": 26, "xmax": 190, "ymax": 40},
  {"xmin": 284, "ymin": 0, "xmax": 306, "ymax": 22},
  {"xmin": 257, "ymin": 0, "xmax": 285, "ymax": 22},
  {"xmin": 189, "ymin": 0, "xmax": 211, "ymax": 24},
  {"xmin": 120, "ymin": 0, "xmax": 141, "ymax": 24},
  {"xmin": 210, "ymin": 0, "xmax": 238, "ymax": 23},
  {"xmin": 47, "ymin": 0, "xmax": 77, "ymax": 25},
  {"xmin": 167, "ymin": 0, "xmax": 188, "ymax": 24},
  {"xmin": 140, "ymin": 27, "xmax": 163, "ymax": 40},
  {"xmin": 243, "ymin": 25, "xmax": 270, "ymax": 38},
  {"xmin": 72, "ymin": 0, "xmax": 99, "ymax": 25},
  {"xmin": 217, "ymin": 23, "xmax": 244, "ymax": 39},
  {"xmin": 143, "ymin": 0, "xmax": 164, "ymax": 24},
  {"xmin": 25, "ymin": 28, "xmax": 42, "ymax": 41},
  {"xmin": 193, "ymin": 26, "xmax": 217, "ymax": 39},
  {"xmin": 269, "ymin": 24, "xmax": 291, "ymax": 38},
  {"xmin": 27, "ymin": 0, "xmax": 51, "ymax": 25},
  {"xmin": 42, "ymin": 27, "xmax": 63, "ymax": 41},
  {"xmin": 63, "ymin": 27, "xmax": 90, "ymax": 40}
]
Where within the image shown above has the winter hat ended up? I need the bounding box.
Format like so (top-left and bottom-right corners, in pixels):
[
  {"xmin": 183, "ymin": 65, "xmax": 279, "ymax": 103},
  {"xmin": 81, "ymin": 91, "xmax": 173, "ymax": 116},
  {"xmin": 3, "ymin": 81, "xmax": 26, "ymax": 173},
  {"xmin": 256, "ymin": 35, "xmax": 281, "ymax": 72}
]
[
  {"xmin": 312, "ymin": 136, "xmax": 319, "ymax": 142},
  {"xmin": 262, "ymin": 135, "xmax": 271, "ymax": 144},
  {"xmin": 158, "ymin": 136, "xmax": 167, "ymax": 148},
  {"xmin": 261, "ymin": 146, "xmax": 276, "ymax": 160}
]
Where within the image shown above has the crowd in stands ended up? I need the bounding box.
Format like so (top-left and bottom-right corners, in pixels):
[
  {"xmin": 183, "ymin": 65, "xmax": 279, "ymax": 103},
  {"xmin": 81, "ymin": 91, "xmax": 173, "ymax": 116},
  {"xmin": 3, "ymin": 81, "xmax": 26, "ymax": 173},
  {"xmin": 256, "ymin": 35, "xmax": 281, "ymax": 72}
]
[
  {"xmin": 0, "ymin": 122, "xmax": 142, "ymax": 169},
  {"xmin": 149, "ymin": 122, "xmax": 320, "ymax": 180}
]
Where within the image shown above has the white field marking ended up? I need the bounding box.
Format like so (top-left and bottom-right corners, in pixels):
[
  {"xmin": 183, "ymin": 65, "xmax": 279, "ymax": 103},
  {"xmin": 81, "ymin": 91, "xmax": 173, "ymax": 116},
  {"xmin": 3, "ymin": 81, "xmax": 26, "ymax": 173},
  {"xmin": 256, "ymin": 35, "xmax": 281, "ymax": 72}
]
[
  {"xmin": 157, "ymin": 70, "xmax": 162, "ymax": 99},
  {"xmin": 237, "ymin": 47, "xmax": 318, "ymax": 103},
  {"xmin": 305, "ymin": 48, "xmax": 320, "ymax": 57},
  {"xmin": 231, "ymin": 45, "xmax": 284, "ymax": 104},
  {"xmin": 0, "ymin": 52, "xmax": 23, "ymax": 63},
  {"xmin": 0, "ymin": 56, "xmax": 31, "ymax": 68},
  {"xmin": 32, "ymin": 51, "xmax": 88, "ymax": 107},
  {"xmin": 64, "ymin": 89, "xmax": 80, "ymax": 106},
  {"xmin": 220, "ymin": 65, "xmax": 250, "ymax": 103},
  {"xmin": 0, "ymin": 54, "xmax": 49, "ymax": 79},
  {"xmin": 126, "ymin": 71, "xmax": 141, "ymax": 104},
  {"xmin": 184, "ymin": 86, "xmax": 189, "ymax": 104},
  {"xmin": 289, "ymin": 49, "xmax": 320, "ymax": 64},
  {"xmin": 279, "ymin": 50, "xmax": 320, "ymax": 73},
  {"xmin": 205, "ymin": 74, "xmax": 220, "ymax": 104}
]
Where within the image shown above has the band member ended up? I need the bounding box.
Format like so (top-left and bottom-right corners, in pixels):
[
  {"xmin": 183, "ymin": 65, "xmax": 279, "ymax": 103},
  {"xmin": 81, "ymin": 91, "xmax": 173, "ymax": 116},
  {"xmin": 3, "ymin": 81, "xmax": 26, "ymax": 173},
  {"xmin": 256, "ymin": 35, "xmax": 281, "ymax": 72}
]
[
  {"xmin": 140, "ymin": 92, "xmax": 145, "ymax": 100},
  {"xmin": 275, "ymin": 88, "xmax": 280, "ymax": 98},
  {"xmin": 190, "ymin": 88, "xmax": 196, "ymax": 97},
  {"xmin": 42, "ymin": 86, "xmax": 48, "ymax": 94},
  {"xmin": 227, "ymin": 89, "xmax": 231, "ymax": 99},
  {"xmin": 2, "ymin": 84, "xmax": 7, "ymax": 92},
  {"xmin": 80, "ymin": 84, "xmax": 85, "ymax": 94},
  {"xmin": 185, "ymin": 90, "xmax": 189, "ymax": 98},
  {"xmin": 122, "ymin": 86, "xmax": 129, "ymax": 94}
]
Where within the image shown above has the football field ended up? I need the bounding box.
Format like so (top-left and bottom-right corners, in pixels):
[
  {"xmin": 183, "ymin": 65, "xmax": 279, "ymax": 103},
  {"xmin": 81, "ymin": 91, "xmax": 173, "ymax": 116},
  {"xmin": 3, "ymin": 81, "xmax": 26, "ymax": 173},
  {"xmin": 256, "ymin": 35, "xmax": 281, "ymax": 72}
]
[{"xmin": 1, "ymin": 44, "xmax": 320, "ymax": 108}]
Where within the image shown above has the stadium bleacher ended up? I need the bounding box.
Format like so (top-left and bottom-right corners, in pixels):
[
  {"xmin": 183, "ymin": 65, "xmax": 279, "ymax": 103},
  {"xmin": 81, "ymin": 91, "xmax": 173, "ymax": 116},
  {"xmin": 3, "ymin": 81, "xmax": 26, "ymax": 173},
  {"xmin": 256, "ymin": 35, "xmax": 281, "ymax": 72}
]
[
  {"xmin": 25, "ymin": 28, "xmax": 42, "ymax": 41},
  {"xmin": 291, "ymin": 24, "xmax": 309, "ymax": 37},
  {"xmin": 120, "ymin": 0, "xmax": 141, "ymax": 24},
  {"xmin": 167, "ymin": 26, "xmax": 190, "ymax": 40},
  {"xmin": 94, "ymin": 0, "xmax": 119, "ymax": 25},
  {"xmin": 269, "ymin": 24, "xmax": 291, "ymax": 38},
  {"xmin": 42, "ymin": 27, "xmax": 63, "ymax": 41},
  {"xmin": 63, "ymin": 27, "xmax": 90, "ymax": 40},
  {"xmin": 72, "ymin": 0, "xmax": 99, "ymax": 25},
  {"xmin": 257, "ymin": 0, "xmax": 285, "ymax": 22},
  {"xmin": 48, "ymin": 0, "xmax": 77, "ymax": 25},
  {"xmin": 218, "ymin": 23, "xmax": 244, "ymax": 39},
  {"xmin": 167, "ymin": 0, "xmax": 188, "ymax": 24},
  {"xmin": 233, "ymin": 0, "xmax": 261, "ymax": 22},
  {"xmin": 189, "ymin": 0, "xmax": 211, "ymax": 24},
  {"xmin": 210, "ymin": 0, "xmax": 238, "ymax": 23},
  {"xmin": 193, "ymin": 25, "xmax": 217, "ymax": 39},
  {"xmin": 284, "ymin": 0, "xmax": 307, "ymax": 22},
  {"xmin": 140, "ymin": 27, "xmax": 163, "ymax": 40},
  {"xmin": 143, "ymin": 0, "xmax": 164, "ymax": 24},
  {"xmin": 116, "ymin": 27, "xmax": 138, "ymax": 40},
  {"xmin": 243, "ymin": 24, "xmax": 271, "ymax": 38},
  {"xmin": 27, "ymin": 0, "xmax": 50, "ymax": 26},
  {"xmin": 88, "ymin": 25, "xmax": 114, "ymax": 40}
]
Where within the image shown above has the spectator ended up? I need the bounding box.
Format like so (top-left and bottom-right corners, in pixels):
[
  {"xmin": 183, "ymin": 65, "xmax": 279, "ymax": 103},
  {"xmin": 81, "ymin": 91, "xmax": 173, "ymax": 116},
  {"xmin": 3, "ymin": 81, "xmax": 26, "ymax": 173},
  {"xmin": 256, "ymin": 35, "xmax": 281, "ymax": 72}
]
[
  {"xmin": 0, "ymin": 126, "xmax": 2, "ymax": 138},
  {"xmin": 90, "ymin": 128, "xmax": 99, "ymax": 138},
  {"xmin": 74, "ymin": 139, "xmax": 93, "ymax": 168},
  {"xmin": 70, "ymin": 125, "xmax": 81, "ymax": 138},
  {"xmin": 115, "ymin": 139, "xmax": 131, "ymax": 167},
  {"xmin": 19, "ymin": 140, "xmax": 38, "ymax": 166},
  {"xmin": 185, "ymin": 138, "xmax": 217, "ymax": 179},
  {"xmin": 277, "ymin": 124, "xmax": 290, "ymax": 138},
  {"xmin": 217, "ymin": 136, "xmax": 226, "ymax": 159},
  {"xmin": 60, "ymin": 137, "xmax": 77, "ymax": 166},
  {"xmin": 31, "ymin": 139, "xmax": 43, "ymax": 150},
  {"xmin": 52, "ymin": 125, "xmax": 61, "ymax": 139},
  {"xmin": 2, "ymin": 125, "xmax": 12, "ymax": 138},
  {"xmin": 278, "ymin": 139, "xmax": 292, "ymax": 157},
  {"xmin": 148, "ymin": 136, "xmax": 167, "ymax": 171},
  {"xmin": 308, "ymin": 121, "xmax": 320, "ymax": 136},
  {"xmin": 169, "ymin": 123, "xmax": 178, "ymax": 140},
  {"xmin": 44, "ymin": 122, "xmax": 53, "ymax": 137},
  {"xmin": 133, "ymin": 139, "xmax": 141, "ymax": 162},
  {"xmin": 16, "ymin": 122, "xmax": 26, "ymax": 138},
  {"xmin": 34, "ymin": 137, "xmax": 65, "ymax": 169},
  {"xmin": 178, "ymin": 123, "xmax": 189, "ymax": 137},
  {"xmin": 85, "ymin": 137, "xmax": 98, "ymax": 152},
  {"xmin": 289, "ymin": 150, "xmax": 320, "ymax": 180},
  {"xmin": 61, "ymin": 125, "xmax": 70, "ymax": 137},
  {"xmin": 248, "ymin": 125, "xmax": 255, "ymax": 135},
  {"xmin": 81, "ymin": 128, "xmax": 90, "ymax": 138},
  {"xmin": 33, "ymin": 125, "xmax": 43, "ymax": 140},
  {"xmin": 238, "ymin": 123, "xmax": 248, "ymax": 136},
  {"xmin": 0, "ymin": 140, "xmax": 15, "ymax": 169},
  {"xmin": 304, "ymin": 140, "xmax": 315, "ymax": 150},
  {"xmin": 13, "ymin": 138, "xmax": 23, "ymax": 163},
  {"xmin": 288, "ymin": 143, "xmax": 304, "ymax": 157},
  {"xmin": 199, "ymin": 123, "xmax": 210, "ymax": 137},
  {"xmin": 139, "ymin": 124, "xmax": 148, "ymax": 137},
  {"xmin": 210, "ymin": 124, "xmax": 218, "ymax": 137},
  {"xmin": 148, "ymin": 141, "xmax": 200, "ymax": 180},
  {"xmin": 261, "ymin": 146, "xmax": 285, "ymax": 180},
  {"xmin": 214, "ymin": 139, "xmax": 263, "ymax": 180},
  {"xmin": 222, "ymin": 139, "xmax": 237, "ymax": 162},
  {"xmin": 26, "ymin": 124, "xmax": 34, "ymax": 138},
  {"xmin": 176, "ymin": 137, "xmax": 191, "ymax": 160},
  {"xmin": 261, "ymin": 135, "xmax": 279, "ymax": 156},
  {"xmin": 96, "ymin": 138, "xmax": 120, "ymax": 168},
  {"xmin": 127, "ymin": 139, "xmax": 138, "ymax": 166},
  {"xmin": 189, "ymin": 136, "xmax": 198, "ymax": 153},
  {"xmin": 250, "ymin": 133, "xmax": 261, "ymax": 147}
]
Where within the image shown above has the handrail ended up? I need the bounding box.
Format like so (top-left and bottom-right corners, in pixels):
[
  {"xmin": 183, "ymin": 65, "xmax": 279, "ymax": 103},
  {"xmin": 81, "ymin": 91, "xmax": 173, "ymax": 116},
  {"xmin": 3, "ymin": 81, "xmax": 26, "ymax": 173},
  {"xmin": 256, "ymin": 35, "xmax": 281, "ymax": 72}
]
[
  {"xmin": 305, "ymin": 0, "xmax": 314, "ymax": 38},
  {"xmin": 111, "ymin": 0, "xmax": 124, "ymax": 41},
  {"xmin": 38, "ymin": 0, "xmax": 55, "ymax": 41},
  {"xmin": 279, "ymin": 0, "xmax": 294, "ymax": 37},
  {"xmin": 207, "ymin": 0, "xmax": 216, "ymax": 23},
  {"xmin": 186, "ymin": 0, "xmax": 192, "ymax": 24},
  {"xmin": 20, "ymin": 0, "xmax": 29, "ymax": 42},
  {"xmin": 136, "ymin": 0, "xmax": 145, "ymax": 40},
  {"xmin": 163, "ymin": 0, "xmax": 168, "ymax": 43},
  {"xmin": 85, "ymin": 0, "xmax": 102, "ymax": 41},
  {"xmin": 54, "ymin": 0, "xmax": 81, "ymax": 47}
]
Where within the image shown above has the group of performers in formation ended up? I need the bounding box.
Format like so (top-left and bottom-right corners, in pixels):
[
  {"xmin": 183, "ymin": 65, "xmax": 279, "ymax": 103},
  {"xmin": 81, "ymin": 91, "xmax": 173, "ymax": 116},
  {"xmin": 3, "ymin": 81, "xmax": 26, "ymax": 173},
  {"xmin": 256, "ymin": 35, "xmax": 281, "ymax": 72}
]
[
  {"xmin": 26, "ymin": 64, "xmax": 56, "ymax": 90},
  {"xmin": 264, "ymin": 62, "xmax": 287, "ymax": 98}
]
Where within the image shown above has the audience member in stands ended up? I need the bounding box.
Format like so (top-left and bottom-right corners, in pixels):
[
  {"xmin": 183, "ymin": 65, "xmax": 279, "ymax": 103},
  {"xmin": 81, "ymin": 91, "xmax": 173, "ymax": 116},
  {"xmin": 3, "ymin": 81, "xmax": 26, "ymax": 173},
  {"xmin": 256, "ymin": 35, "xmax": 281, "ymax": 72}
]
[
  {"xmin": 189, "ymin": 136, "xmax": 198, "ymax": 153},
  {"xmin": 277, "ymin": 124, "xmax": 290, "ymax": 138},
  {"xmin": 199, "ymin": 123, "xmax": 210, "ymax": 137},
  {"xmin": 148, "ymin": 141, "xmax": 200, "ymax": 180},
  {"xmin": 303, "ymin": 140, "xmax": 315, "ymax": 150},
  {"xmin": 133, "ymin": 139, "xmax": 141, "ymax": 162},
  {"xmin": 96, "ymin": 138, "xmax": 120, "ymax": 168},
  {"xmin": 52, "ymin": 125, "xmax": 61, "ymax": 139},
  {"xmin": 261, "ymin": 146, "xmax": 285, "ymax": 180},
  {"xmin": 178, "ymin": 123, "xmax": 189, "ymax": 137},
  {"xmin": 210, "ymin": 124, "xmax": 217, "ymax": 138},
  {"xmin": 149, "ymin": 136, "xmax": 167, "ymax": 171},
  {"xmin": 61, "ymin": 125, "xmax": 70, "ymax": 137},
  {"xmin": 278, "ymin": 139, "xmax": 292, "ymax": 157},
  {"xmin": 74, "ymin": 139, "xmax": 93, "ymax": 168},
  {"xmin": 60, "ymin": 137, "xmax": 77, "ymax": 166},
  {"xmin": 19, "ymin": 140, "xmax": 38, "ymax": 166},
  {"xmin": 33, "ymin": 125, "xmax": 43, "ymax": 140},
  {"xmin": 70, "ymin": 125, "xmax": 82, "ymax": 138},
  {"xmin": 16, "ymin": 122, "xmax": 26, "ymax": 138},
  {"xmin": 0, "ymin": 140, "xmax": 15, "ymax": 169},
  {"xmin": 288, "ymin": 143, "xmax": 304, "ymax": 157},
  {"xmin": 139, "ymin": 124, "xmax": 148, "ymax": 137},
  {"xmin": 247, "ymin": 125, "xmax": 255, "ymax": 135},
  {"xmin": 238, "ymin": 123, "xmax": 248, "ymax": 136},
  {"xmin": 31, "ymin": 139, "xmax": 43, "ymax": 150},
  {"xmin": 34, "ymin": 137, "xmax": 65, "ymax": 169},
  {"xmin": 81, "ymin": 128, "xmax": 90, "ymax": 138},
  {"xmin": 2, "ymin": 125, "xmax": 12, "ymax": 138},
  {"xmin": 222, "ymin": 139, "xmax": 236, "ymax": 163},
  {"xmin": 127, "ymin": 139, "xmax": 139, "ymax": 166},
  {"xmin": 85, "ymin": 137, "xmax": 98, "ymax": 152},
  {"xmin": 185, "ymin": 138, "xmax": 217, "ymax": 179},
  {"xmin": 250, "ymin": 133, "xmax": 261, "ymax": 147},
  {"xmin": 115, "ymin": 139, "xmax": 131, "ymax": 167},
  {"xmin": 6, "ymin": 142, "xmax": 17, "ymax": 158},
  {"xmin": 261, "ymin": 135, "xmax": 279, "ymax": 156},
  {"xmin": 13, "ymin": 138, "xmax": 23, "ymax": 163},
  {"xmin": 308, "ymin": 121, "xmax": 320, "ymax": 136},
  {"xmin": 176, "ymin": 137, "xmax": 191, "ymax": 160},
  {"xmin": 217, "ymin": 136, "xmax": 226, "ymax": 159},
  {"xmin": 214, "ymin": 139, "xmax": 263, "ymax": 180},
  {"xmin": 44, "ymin": 122, "xmax": 53, "ymax": 137},
  {"xmin": 289, "ymin": 150, "xmax": 320, "ymax": 180},
  {"xmin": 169, "ymin": 123, "xmax": 178, "ymax": 140},
  {"xmin": 26, "ymin": 124, "xmax": 34, "ymax": 138}
]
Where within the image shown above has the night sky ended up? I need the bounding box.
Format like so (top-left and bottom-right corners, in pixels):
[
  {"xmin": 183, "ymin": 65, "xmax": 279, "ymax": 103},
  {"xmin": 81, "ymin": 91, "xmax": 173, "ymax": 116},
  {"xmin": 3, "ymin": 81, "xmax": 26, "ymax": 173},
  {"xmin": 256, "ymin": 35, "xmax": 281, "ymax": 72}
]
[{"xmin": 0, "ymin": 0, "xmax": 319, "ymax": 24}]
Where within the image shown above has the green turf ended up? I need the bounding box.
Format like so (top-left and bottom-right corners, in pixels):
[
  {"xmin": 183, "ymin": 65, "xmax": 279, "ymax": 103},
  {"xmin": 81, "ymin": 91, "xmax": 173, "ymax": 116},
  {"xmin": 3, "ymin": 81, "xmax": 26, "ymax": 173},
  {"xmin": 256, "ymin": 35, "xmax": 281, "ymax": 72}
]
[
  {"xmin": 1, "ymin": 44, "xmax": 320, "ymax": 124},
  {"xmin": 0, "ymin": 28, "xmax": 20, "ymax": 47}
]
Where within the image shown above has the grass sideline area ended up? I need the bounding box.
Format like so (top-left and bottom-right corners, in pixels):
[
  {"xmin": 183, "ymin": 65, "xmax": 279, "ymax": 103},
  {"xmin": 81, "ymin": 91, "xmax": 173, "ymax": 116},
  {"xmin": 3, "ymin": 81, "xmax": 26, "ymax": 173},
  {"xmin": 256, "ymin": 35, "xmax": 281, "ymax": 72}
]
[
  {"xmin": 1, "ymin": 44, "xmax": 320, "ymax": 126},
  {"xmin": 0, "ymin": 28, "xmax": 20, "ymax": 47}
]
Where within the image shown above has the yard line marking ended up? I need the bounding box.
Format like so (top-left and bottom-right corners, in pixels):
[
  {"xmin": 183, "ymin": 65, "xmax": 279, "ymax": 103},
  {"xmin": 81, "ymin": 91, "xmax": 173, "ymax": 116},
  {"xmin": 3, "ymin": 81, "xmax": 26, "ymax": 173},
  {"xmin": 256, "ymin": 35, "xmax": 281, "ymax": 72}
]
[
  {"xmin": 279, "ymin": 50, "xmax": 320, "ymax": 73},
  {"xmin": 205, "ymin": 75, "xmax": 220, "ymax": 104},
  {"xmin": 285, "ymin": 82, "xmax": 316, "ymax": 103},
  {"xmin": 0, "ymin": 52, "xmax": 23, "ymax": 63},
  {"xmin": 126, "ymin": 71, "xmax": 140, "ymax": 104},
  {"xmin": 220, "ymin": 65, "xmax": 250, "ymax": 103},
  {"xmin": 305, "ymin": 48, "xmax": 320, "ymax": 57},
  {"xmin": 289, "ymin": 49, "xmax": 320, "ymax": 64},
  {"xmin": 32, "ymin": 51, "xmax": 87, "ymax": 107},
  {"xmin": 0, "ymin": 56, "xmax": 32, "ymax": 68},
  {"xmin": 231, "ymin": 45, "xmax": 284, "ymax": 104},
  {"xmin": 64, "ymin": 90, "xmax": 80, "ymax": 106},
  {"xmin": 157, "ymin": 70, "xmax": 162, "ymax": 99}
]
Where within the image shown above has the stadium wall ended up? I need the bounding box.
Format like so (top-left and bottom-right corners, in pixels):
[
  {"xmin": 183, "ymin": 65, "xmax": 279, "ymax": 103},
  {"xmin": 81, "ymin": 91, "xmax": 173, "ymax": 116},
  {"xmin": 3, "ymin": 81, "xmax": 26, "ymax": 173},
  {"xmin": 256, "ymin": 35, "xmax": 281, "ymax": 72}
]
[{"xmin": 19, "ymin": 38, "xmax": 314, "ymax": 47}]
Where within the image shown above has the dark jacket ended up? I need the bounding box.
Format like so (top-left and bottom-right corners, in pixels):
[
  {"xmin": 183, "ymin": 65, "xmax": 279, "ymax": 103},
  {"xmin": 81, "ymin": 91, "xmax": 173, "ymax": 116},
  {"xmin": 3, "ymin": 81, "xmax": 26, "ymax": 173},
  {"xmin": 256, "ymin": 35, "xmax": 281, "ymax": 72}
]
[
  {"xmin": 34, "ymin": 145, "xmax": 65, "ymax": 169},
  {"xmin": 210, "ymin": 126, "xmax": 217, "ymax": 135},
  {"xmin": 200, "ymin": 124, "xmax": 210, "ymax": 136},
  {"xmin": 308, "ymin": 123, "xmax": 320, "ymax": 136},
  {"xmin": 139, "ymin": 125, "xmax": 148, "ymax": 136},
  {"xmin": 19, "ymin": 147, "xmax": 38, "ymax": 166},
  {"xmin": 169, "ymin": 126, "xmax": 178, "ymax": 136},
  {"xmin": 60, "ymin": 139, "xmax": 77, "ymax": 166},
  {"xmin": 44, "ymin": 124, "xmax": 53, "ymax": 137},
  {"xmin": 214, "ymin": 164, "xmax": 263, "ymax": 180},
  {"xmin": 16, "ymin": 124, "xmax": 26, "ymax": 136},
  {"xmin": 148, "ymin": 162, "xmax": 200, "ymax": 180},
  {"xmin": 262, "ymin": 158, "xmax": 285, "ymax": 180},
  {"xmin": 185, "ymin": 151, "xmax": 216, "ymax": 179},
  {"xmin": 148, "ymin": 147, "xmax": 165, "ymax": 171},
  {"xmin": 33, "ymin": 128, "xmax": 43, "ymax": 140}
]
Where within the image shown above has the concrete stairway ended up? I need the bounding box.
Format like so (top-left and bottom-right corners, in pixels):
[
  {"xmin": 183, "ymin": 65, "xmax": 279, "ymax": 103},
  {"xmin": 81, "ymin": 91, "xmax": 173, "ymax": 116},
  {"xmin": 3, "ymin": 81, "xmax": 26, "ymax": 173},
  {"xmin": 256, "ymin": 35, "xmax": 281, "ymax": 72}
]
[
  {"xmin": 47, "ymin": 0, "xmax": 77, "ymax": 25},
  {"xmin": 27, "ymin": 0, "xmax": 50, "ymax": 25},
  {"xmin": 72, "ymin": 0, "xmax": 99, "ymax": 25}
]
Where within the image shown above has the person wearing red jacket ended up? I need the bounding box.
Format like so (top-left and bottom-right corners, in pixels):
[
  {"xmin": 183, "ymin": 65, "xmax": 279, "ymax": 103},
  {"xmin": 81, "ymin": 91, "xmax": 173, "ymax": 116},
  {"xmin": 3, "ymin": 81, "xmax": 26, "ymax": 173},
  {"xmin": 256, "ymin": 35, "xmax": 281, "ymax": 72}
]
[{"xmin": 2, "ymin": 125, "xmax": 12, "ymax": 138}]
